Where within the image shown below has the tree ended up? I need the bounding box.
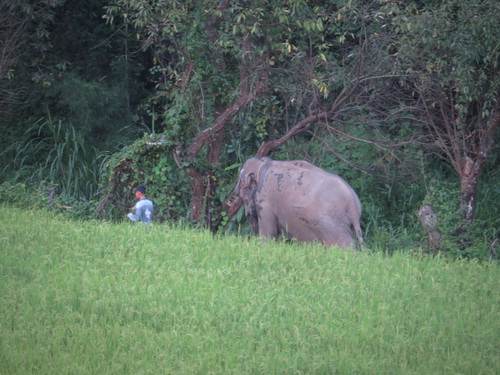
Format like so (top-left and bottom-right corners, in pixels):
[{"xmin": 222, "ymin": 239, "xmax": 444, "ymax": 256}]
[
  {"xmin": 1, "ymin": 0, "xmax": 156, "ymax": 203},
  {"xmin": 104, "ymin": 0, "xmax": 424, "ymax": 230},
  {"xmin": 104, "ymin": 0, "xmax": 340, "ymax": 226},
  {"xmin": 0, "ymin": 0, "xmax": 66, "ymax": 118},
  {"xmin": 393, "ymin": 0, "xmax": 500, "ymax": 226}
]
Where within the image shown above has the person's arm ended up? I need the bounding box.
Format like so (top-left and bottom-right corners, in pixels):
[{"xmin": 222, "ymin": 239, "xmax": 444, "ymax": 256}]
[{"xmin": 127, "ymin": 202, "xmax": 139, "ymax": 221}]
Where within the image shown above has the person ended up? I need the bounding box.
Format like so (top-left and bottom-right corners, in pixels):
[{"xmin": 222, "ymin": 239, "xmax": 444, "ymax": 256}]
[{"xmin": 127, "ymin": 184, "xmax": 154, "ymax": 224}]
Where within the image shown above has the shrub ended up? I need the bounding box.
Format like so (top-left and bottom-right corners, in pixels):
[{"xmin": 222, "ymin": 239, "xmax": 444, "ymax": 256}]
[
  {"xmin": 422, "ymin": 178, "xmax": 499, "ymax": 260},
  {"xmin": 0, "ymin": 180, "xmax": 100, "ymax": 220},
  {"xmin": 97, "ymin": 133, "xmax": 191, "ymax": 222}
]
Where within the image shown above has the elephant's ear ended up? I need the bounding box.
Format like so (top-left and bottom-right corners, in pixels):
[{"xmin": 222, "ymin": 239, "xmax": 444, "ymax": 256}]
[{"xmin": 241, "ymin": 172, "xmax": 256, "ymax": 189}]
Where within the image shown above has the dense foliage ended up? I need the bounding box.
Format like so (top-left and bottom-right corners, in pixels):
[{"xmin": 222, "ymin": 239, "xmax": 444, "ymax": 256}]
[{"xmin": 0, "ymin": 0, "xmax": 499, "ymax": 259}]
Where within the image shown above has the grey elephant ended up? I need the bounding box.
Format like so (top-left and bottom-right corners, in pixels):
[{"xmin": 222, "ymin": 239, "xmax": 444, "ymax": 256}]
[{"xmin": 235, "ymin": 157, "xmax": 364, "ymax": 251}]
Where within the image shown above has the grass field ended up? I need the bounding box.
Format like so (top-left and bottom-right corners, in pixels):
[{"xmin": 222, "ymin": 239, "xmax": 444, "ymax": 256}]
[{"xmin": 1, "ymin": 206, "xmax": 499, "ymax": 374}]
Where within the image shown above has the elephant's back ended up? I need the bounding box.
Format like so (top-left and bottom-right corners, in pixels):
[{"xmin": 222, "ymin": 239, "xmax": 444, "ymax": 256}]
[
  {"xmin": 266, "ymin": 160, "xmax": 324, "ymax": 191},
  {"xmin": 274, "ymin": 160, "xmax": 361, "ymax": 216},
  {"xmin": 266, "ymin": 160, "xmax": 356, "ymax": 201}
]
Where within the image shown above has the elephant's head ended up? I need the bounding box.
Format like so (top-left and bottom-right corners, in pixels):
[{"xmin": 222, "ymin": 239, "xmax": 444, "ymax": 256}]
[{"xmin": 235, "ymin": 157, "xmax": 271, "ymax": 234}]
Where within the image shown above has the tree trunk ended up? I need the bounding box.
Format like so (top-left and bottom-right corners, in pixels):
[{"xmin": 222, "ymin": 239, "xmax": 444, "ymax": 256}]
[
  {"xmin": 174, "ymin": 64, "xmax": 268, "ymax": 224},
  {"xmin": 459, "ymin": 102, "xmax": 500, "ymax": 226},
  {"xmin": 205, "ymin": 129, "xmax": 227, "ymax": 230},
  {"xmin": 459, "ymin": 156, "xmax": 479, "ymax": 226}
]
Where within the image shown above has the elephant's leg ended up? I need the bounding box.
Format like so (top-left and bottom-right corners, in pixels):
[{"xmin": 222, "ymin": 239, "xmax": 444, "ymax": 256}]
[
  {"xmin": 322, "ymin": 230, "xmax": 355, "ymax": 249},
  {"xmin": 257, "ymin": 208, "xmax": 279, "ymax": 240},
  {"xmin": 246, "ymin": 213, "xmax": 259, "ymax": 235},
  {"xmin": 319, "ymin": 218, "xmax": 356, "ymax": 250}
]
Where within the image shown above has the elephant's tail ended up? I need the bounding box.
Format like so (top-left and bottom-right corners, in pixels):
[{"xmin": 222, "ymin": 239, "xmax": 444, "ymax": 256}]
[
  {"xmin": 353, "ymin": 221, "xmax": 365, "ymax": 249},
  {"xmin": 342, "ymin": 179, "xmax": 364, "ymax": 250}
]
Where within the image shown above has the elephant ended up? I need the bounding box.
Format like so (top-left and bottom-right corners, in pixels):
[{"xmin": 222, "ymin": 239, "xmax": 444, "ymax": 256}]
[{"xmin": 235, "ymin": 157, "xmax": 364, "ymax": 251}]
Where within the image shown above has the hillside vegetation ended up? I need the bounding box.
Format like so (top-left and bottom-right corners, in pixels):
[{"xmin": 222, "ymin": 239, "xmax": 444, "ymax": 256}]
[
  {"xmin": 1, "ymin": 206, "xmax": 499, "ymax": 374},
  {"xmin": 2, "ymin": 0, "xmax": 499, "ymax": 251}
]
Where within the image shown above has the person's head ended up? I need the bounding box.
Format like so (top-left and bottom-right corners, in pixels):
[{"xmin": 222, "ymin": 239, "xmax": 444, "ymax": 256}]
[{"xmin": 134, "ymin": 184, "xmax": 146, "ymax": 200}]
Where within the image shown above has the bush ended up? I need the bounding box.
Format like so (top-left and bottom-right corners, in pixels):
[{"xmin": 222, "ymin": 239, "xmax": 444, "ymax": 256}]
[
  {"xmin": 422, "ymin": 177, "xmax": 499, "ymax": 260},
  {"xmin": 0, "ymin": 180, "xmax": 99, "ymax": 220},
  {"xmin": 97, "ymin": 133, "xmax": 191, "ymax": 222}
]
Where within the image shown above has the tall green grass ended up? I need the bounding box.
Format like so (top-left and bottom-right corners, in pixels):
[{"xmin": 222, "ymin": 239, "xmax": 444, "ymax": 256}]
[
  {"xmin": 1, "ymin": 206, "xmax": 499, "ymax": 374},
  {"xmin": 1, "ymin": 117, "xmax": 108, "ymax": 199}
]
